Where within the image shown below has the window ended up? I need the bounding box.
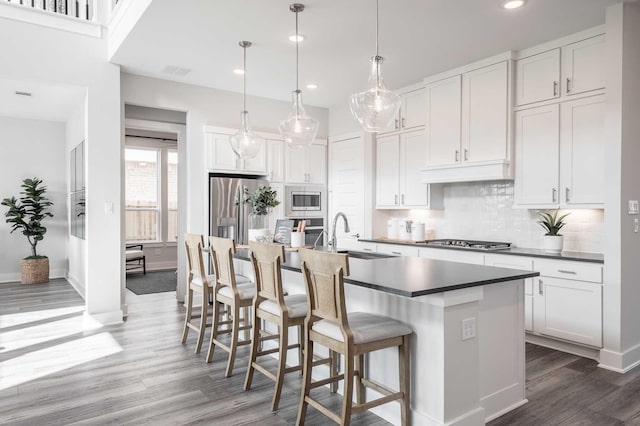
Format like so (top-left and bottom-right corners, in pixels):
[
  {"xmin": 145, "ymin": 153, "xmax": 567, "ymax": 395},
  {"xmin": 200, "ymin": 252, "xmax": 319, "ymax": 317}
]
[{"xmin": 125, "ymin": 146, "xmax": 178, "ymax": 243}]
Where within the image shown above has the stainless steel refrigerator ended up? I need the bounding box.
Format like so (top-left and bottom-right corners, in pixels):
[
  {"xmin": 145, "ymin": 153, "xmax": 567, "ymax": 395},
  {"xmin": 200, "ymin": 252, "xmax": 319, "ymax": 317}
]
[{"xmin": 209, "ymin": 174, "xmax": 269, "ymax": 245}]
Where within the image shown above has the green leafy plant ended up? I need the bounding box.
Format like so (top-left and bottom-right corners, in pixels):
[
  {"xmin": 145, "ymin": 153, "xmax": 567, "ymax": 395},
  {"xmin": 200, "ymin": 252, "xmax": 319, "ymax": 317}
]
[
  {"xmin": 241, "ymin": 185, "xmax": 280, "ymax": 215},
  {"xmin": 537, "ymin": 209, "xmax": 570, "ymax": 236},
  {"xmin": 2, "ymin": 177, "xmax": 54, "ymax": 258}
]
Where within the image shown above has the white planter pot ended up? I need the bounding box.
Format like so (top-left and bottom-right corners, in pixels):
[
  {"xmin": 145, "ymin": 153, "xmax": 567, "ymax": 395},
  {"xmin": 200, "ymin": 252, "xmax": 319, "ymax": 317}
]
[{"xmin": 543, "ymin": 235, "xmax": 564, "ymax": 253}]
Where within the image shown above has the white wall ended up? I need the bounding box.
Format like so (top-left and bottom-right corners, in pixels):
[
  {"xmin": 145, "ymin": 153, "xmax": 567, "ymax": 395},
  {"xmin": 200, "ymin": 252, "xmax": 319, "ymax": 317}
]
[
  {"xmin": 0, "ymin": 16, "xmax": 122, "ymax": 324},
  {"xmin": 328, "ymin": 99, "xmax": 361, "ymax": 137},
  {"xmin": 0, "ymin": 116, "xmax": 67, "ymax": 282},
  {"xmin": 66, "ymin": 99, "xmax": 87, "ymax": 296}
]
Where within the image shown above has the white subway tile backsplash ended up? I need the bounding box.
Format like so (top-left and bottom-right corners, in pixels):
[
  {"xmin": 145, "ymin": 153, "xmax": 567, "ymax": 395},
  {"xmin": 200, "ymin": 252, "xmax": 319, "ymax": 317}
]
[{"xmin": 375, "ymin": 181, "xmax": 603, "ymax": 254}]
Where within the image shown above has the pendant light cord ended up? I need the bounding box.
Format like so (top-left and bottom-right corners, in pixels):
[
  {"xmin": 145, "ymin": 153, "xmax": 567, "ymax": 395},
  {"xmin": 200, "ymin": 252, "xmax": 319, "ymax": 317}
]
[
  {"xmin": 243, "ymin": 44, "xmax": 247, "ymax": 113},
  {"xmin": 295, "ymin": 7, "xmax": 300, "ymax": 116},
  {"xmin": 376, "ymin": 0, "xmax": 379, "ymax": 58}
]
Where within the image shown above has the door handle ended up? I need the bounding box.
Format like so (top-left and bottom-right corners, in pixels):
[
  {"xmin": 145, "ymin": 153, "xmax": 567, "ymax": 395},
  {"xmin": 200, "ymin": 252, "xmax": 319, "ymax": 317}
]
[
  {"xmin": 565, "ymin": 187, "xmax": 571, "ymax": 203},
  {"xmin": 351, "ymin": 233, "xmax": 360, "ymax": 238},
  {"xmin": 552, "ymin": 188, "xmax": 557, "ymax": 203},
  {"xmin": 539, "ymin": 279, "xmax": 544, "ymax": 296},
  {"xmin": 553, "ymin": 81, "xmax": 559, "ymax": 96},
  {"xmin": 455, "ymin": 150, "xmax": 460, "ymax": 162},
  {"xmin": 391, "ymin": 251, "xmax": 402, "ymax": 255},
  {"xmin": 395, "ymin": 119, "xmax": 399, "ymax": 130},
  {"xmin": 557, "ymin": 269, "xmax": 577, "ymax": 275},
  {"xmin": 401, "ymin": 194, "xmax": 405, "ymax": 205},
  {"xmin": 402, "ymin": 117, "xmax": 406, "ymax": 128},
  {"xmin": 394, "ymin": 194, "xmax": 399, "ymax": 205},
  {"xmin": 566, "ymin": 78, "xmax": 571, "ymax": 94},
  {"xmin": 464, "ymin": 149, "xmax": 468, "ymax": 161}
]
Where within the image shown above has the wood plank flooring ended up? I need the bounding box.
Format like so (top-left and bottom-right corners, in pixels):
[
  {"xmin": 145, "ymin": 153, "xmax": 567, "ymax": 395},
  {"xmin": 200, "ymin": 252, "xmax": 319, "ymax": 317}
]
[{"xmin": 3, "ymin": 279, "xmax": 640, "ymax": 425}]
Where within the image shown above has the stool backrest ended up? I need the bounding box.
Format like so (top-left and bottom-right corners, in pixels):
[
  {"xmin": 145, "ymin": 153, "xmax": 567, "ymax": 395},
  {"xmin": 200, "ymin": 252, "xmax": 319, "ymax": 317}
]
[
  {"xmin": 209, "ymin": 236, "xmax": 239, "ymax": 288},
  {"xmin": 184, "ymin": 233, "xmax": 206, "ymax": 281},
  {"xmin": 249, "ymin": 241, "xmax": 286, "ymax": 304},
  {"xmin": 298, "ymin": 249, "xmax": 350, "ymax": 326}
]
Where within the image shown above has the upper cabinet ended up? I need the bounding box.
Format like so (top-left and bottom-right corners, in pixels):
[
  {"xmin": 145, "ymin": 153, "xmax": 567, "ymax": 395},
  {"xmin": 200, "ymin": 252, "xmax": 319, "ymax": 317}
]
[
  {"xmin": 285, "ymin": 141, "xmax": 327, "ymax": 185},
  {"xmin": 204, "ymin": 129, "xmax": 267, "ymax": 174},
  {"xmin": 380, "ymin": 87, "xmax": 426, "ymax": 133},
  {"xmin": 516, "ymin": 34, "xmax": 605, "ymax": 107},
  {"xmin": 266, "ymin": 139, "xmax": 284, "ymax": 182},
  {"xmin": 422, "ymin": 59, "xmax": 512, "ymax": 183}
]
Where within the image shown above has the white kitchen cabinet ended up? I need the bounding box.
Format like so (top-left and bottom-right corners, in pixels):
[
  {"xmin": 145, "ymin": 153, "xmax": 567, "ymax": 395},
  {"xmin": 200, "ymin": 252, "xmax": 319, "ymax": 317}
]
[
  {"xmin": 205, "ymin": 130, "xmax": 266, "ymax": 173},
  {"xmin": 382, "ymin": 87, "xmax": 426, "ymax": 133},
  {"xmin": 515, "ymin": 34, "xmax": 605, "ymax": 107},
  {"xmin": 285, "ymin": 141, "xmax": 327, "ymax": 185},
  {"xmin": 425, "ymin": 75, "xmax": 462, "ymax": 167},
  {"xmin": 377, "ymin": 243, "xmax": 419, "ymax": 258},
  {"xmin": 561, "ymin": 35, "xmax": 606, "ymax": 97},
  {"xmin": 419, "ymin": 247, "xmax": 485, "ymax": 265},
  {"xmin": 376, "ymin": 130, "xmax": 442, "ymax": 209},
  {"xmin": 515, "ymin": 96, "xmax": 605, "ymax": 208},
  {"xmin": 266, "ymin": 139, "xmax": 284, "ymax": 182}
]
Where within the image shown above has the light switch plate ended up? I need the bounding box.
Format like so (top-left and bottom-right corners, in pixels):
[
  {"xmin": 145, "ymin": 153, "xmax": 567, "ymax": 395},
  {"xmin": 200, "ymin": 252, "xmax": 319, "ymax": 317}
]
[{"xmin": 629, "ymin": 200, "xmax": 639, "ymax": 215}]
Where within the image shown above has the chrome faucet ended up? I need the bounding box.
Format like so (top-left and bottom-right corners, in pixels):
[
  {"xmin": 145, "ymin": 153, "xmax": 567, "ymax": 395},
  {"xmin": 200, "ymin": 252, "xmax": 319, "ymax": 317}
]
[
  {"xmin": 314, "ymin": 230, "xmax": 329, "ymax": 250},
  {"xmin": 331, "ymin": 212, "xmax": 350, "ymax": 253}
]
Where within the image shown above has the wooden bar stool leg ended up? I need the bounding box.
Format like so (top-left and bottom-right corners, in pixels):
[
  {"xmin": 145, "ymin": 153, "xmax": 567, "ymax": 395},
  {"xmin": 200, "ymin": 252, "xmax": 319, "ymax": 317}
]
[
  {"xmin": 296, "ymin": 338, "xmax": 314, "ymax": 426},
  {"xmin": 341, "ymin": 351, "xmax": 355, "ymax": 426},
  {"xmin": 399, "ymin": 335, "xmax": 411, "ymax": 426},
  {"xmin": 181, "ymin": 288, "xmax": 193, "ymax": 344},
  {"xmin": 244, "ymin": 307, "xmax": 260, "ymax": 391},
  {"xmin": 206, "ymin": 297, "xmax": 221, "ymax": 363},
  {"xmin": 272, "ymin": 321, "xmax": 288, "ymax": 411},
  {"xmin": 297, "ymin": 324, "xmax": 304, "ymax": 374},
  {"xmin": 225, "ymin": 303, "xmax": 241, "ymax": 377},
  {"xmin": 355, "ymin": 354, "xmax": 365, "ymax": 405},
  {"xmin": 329, "ymin": 350, "xmax": 338, "ymax": 393},
  {"xmin": 195, "ymin": 290, "xmax": 208, "ymax": 354}
]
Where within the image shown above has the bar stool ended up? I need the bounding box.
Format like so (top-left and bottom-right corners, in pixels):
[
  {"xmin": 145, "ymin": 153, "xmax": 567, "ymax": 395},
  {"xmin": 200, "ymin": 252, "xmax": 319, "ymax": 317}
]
[
  {"xmin": 206, "ymin": 236, "xmax": 255, "ymax": 377},
  {"xmin": 244, "ymin": 241, "xmax": 308, "ymax": 411},
  {"xmin": 181, "ymin": 233, "xmax": 212, "ymax": 354},
  {"xmin": 296, "ymin": 249, "xmax": 412, "ymax": 426}
]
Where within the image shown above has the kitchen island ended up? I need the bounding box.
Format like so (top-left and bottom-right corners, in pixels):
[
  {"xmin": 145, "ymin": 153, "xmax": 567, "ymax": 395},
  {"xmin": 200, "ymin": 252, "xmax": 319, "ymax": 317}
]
[{"xmin": 234, "ymin": 249, "xmax": 539, "ymax": 426}]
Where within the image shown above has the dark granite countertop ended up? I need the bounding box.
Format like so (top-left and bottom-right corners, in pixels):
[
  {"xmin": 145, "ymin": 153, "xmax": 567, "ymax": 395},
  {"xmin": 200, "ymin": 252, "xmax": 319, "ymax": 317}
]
[
  {"xmin": 235, "ymin": 249, "xmax": 539, "ymax": 298},
  {"xmin": 359, "ymin": 239, "xmax": 604, "ymax": 264}
]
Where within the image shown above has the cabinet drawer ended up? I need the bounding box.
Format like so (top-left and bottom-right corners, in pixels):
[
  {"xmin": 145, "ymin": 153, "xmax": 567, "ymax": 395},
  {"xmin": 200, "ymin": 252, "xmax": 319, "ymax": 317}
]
[
  {"xmin": 484, "ymin": 254, "xmax": 533, "ymax": 271},
  {"xmin": 377, "ymin": 244, "xmax": 419, "ymax": 257},
  {"xmin": 534, "ymin": 259, "xmax": 602, "ymax": 283},
  {"xmin": 419, "ymin": 247, "xmax": 485, "ymax": 265},
  {"xmin": 359, "ymin": 242, "xmax": 377, "ymax": 253}
]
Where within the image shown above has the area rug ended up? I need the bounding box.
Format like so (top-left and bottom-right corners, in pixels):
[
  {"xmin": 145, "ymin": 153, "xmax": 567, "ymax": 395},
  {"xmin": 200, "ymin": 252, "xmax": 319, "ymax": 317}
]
[{"xmin": 126, "ymin": 270, "xmax": 176, "ymax": 295}]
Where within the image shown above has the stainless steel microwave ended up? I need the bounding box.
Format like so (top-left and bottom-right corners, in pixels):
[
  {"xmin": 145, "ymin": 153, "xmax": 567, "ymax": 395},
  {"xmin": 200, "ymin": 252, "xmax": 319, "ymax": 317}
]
[{"xmin": 284, "ymin": 186, "xmax": 326, "ymax": 218}]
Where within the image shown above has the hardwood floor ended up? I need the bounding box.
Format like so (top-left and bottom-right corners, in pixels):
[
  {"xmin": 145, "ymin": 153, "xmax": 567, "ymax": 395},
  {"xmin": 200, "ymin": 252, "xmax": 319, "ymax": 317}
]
[{"xmin": 3, "ymin": 279, "xmax": 640, "ymax": 425}]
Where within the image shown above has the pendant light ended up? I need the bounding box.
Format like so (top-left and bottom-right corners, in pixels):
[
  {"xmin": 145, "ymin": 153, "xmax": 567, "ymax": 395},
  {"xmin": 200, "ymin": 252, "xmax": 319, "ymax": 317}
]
[
  {"xmin": 229, "ymin": 41, "xmax": 264, "ymax": 159},
  {"xmin": 279, "ymin": 3, "xmax": 319, "ymax": 149},
  {"xmin": 349, "ymin": 0, "xmax": 401, "ymax": 133}
]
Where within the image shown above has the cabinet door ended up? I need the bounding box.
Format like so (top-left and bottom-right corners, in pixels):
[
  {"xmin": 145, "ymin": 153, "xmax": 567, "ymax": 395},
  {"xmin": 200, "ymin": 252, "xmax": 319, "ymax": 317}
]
[
  {"xmin": 375, "ymin": 134, "xmax": 400, "ymax": 208},
  {"xmin": 425, "ymin": 75, "xmax": 461, "ymax": 167},
  {"xmin": 401, "ymin": 87, "xmax": 426, "ymax": 130},
  {"xmin": 560, "ymin": 96, "xmax": 605, "ymax": 206},
  {"xmin": 400, "ymin": 129, "xmax": 428, "ymax": 207},
  {"xmin": 329, "ymin": 135, "xmax": 365, "ymax": 246},
  {"xmin": 307, "ymin": 143, "xmax": 327, "ymax": 184},
  {"xmin": 266, "ymin": 139, "xmax": 284, "ymax": 182},
  {"xmin": 462, "ymin": 61, "xmax": 509, "ymax": 163},
  {"xmin": 284, "ymin": 145, "xmax": 308, "ymax": 184},
  {"xmin": 419, "ymin": 247, "xmax": 485, "ymax": 265},
  {"xmin": 377, "ymin": 244, "xmax": 419, "ymax": 257},
  {"xmin": 534, "ymin": 277, "xmax": 602, "ymax": 347},
  {"xmin": 514, "ymin": 104, "xmax": 560, "ymax": 205},
  {"xmin": 516, "ymin": 49, "xmax": 560, "ymax": 106},
  {"xmin": 206, "ymin": 132, "xmax": 238, "ymax": 171},
  {"xmin": 242, "ymin": 139, "xmax": 267, "ymax": 174},
  {"xmin": 562, "ymin": 35, "xmax": 605, "ymax": 97}
]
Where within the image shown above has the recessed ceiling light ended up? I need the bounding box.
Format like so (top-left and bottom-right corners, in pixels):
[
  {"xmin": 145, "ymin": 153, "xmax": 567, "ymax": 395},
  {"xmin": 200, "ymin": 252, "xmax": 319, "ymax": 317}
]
[
  {"xmin": 288, "ymin": 34, "xmax": 305, "ymax": 42},
  {"xmin": 306, "ymin": 83, "xmax": 318, "ymax": 90},
  {"xmin": 233, "ymin": 69, "xmax": 245, "ymax": 75},
  {"xmin": 502, "ymin": 0, "xmax": 526, "ymax": 9}
]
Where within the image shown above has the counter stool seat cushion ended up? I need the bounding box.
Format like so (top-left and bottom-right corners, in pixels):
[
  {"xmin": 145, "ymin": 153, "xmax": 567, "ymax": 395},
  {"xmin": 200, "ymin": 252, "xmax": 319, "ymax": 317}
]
[
  {"xmin": 125, "ymin": 249, "xmax": 144, "ymax": 260},
  {"xmin": 217, "ymin": 281, "xmax": 256, "ymax": 300},
  {"xmin": 191, "ymin": 274, "xmax": 215, "ymax": 288},
  {"xmin": 259, "ymin": 294, "xmax": 308, "ymax": 318},
  {"xmin": 312, "ymin": 312, "xmax": 412, "ymax": 345}
]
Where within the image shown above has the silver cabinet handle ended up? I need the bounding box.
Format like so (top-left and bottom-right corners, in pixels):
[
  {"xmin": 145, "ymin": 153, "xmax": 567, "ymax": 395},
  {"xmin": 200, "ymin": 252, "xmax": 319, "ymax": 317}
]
[
  {"xmin": 455, "ymin": 150, "xmax": 460, "ymax": 162},
  {"xmin": 395, "ymin": 119, "xmax": 399, "ymax": 130},
  {"xmin": 391, "ymin": 251, "xmax": 402, "ymax": 255},
  {"xmin": 394, "ymin": 194, "xmax": 398, "ymax": 205},
  {"xmin": 351, "ymin": 233, "xmax": 360, "ymax": 238},
  {"xmin": 553, "ymin": 81, "xmax": 559, "ymax": 96},
  {"xmin": 363, "ymin": 247, "xmax": 373, "ymax": 252},
  {"xmin": 464, "ymin": 149, "xmax": 469, "ymax": 161},
  {"xmin": 552, "ymin": 188, "xmax": 557, "ymax": 202},
  {"xmin": 401, "ymin": 194, "xmax": 405, "ymax": 204},
  {"xmin": 565, "ymin": 187, "xmax": 571, "ymax": 202},
  {"xmin": 566, "ymin": 78, "xmax": 571, "ymax": 94},
  {"xmin": 402, "ymin": 117, "xmax": 406, "ymax": 128},
  {"xmin": 539, "ymin": 279, "xmax": 544, "ymax": 295},
  {"xmin": 557, "ymin": 269, "xmax": 577, "ymax": 275}
]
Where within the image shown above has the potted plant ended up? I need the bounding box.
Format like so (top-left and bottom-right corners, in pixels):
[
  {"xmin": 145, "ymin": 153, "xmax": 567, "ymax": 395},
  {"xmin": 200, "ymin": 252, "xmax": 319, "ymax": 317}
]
[
  {"xmin": 537, "ymin": 209, "xmax": 570, "ymax": 253},
  {"xmin": 241, "ymin": 185, "xmax": 280, "ymax": 241},
  {"xmin": 2, "ymin": 177, "xmax": 54, "ymax": 284}
]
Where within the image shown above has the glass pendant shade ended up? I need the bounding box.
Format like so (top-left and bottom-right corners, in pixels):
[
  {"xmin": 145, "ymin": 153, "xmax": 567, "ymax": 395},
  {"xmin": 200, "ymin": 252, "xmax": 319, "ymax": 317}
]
[
  {"xmin": 230, "ymin": 111, "xmax": 264, "ymax": 159},
  {"xmin": 279, "ymin": 90, "xmax": 319, "ymax": 148},
  {"xmin": 349, "ymin": 55, "xmax": 401, "ymax": 132}
]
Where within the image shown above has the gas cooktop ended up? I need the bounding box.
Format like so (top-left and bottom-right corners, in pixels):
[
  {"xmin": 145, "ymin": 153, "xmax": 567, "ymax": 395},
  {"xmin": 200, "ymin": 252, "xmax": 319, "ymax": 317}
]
[{"xmin": 423, "ymin": 239, "xmax": 512, "ymax": 251}]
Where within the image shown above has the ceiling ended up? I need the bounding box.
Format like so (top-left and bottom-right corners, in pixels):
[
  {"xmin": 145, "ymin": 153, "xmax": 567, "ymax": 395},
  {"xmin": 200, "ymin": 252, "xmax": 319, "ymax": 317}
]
[
  {"xmin": 0, "ymin": 78, "xmax": 85, "ymax": 122},
  {"xmin": 112, "ymin": 0, "xmax": 619, "ymax": 108}
]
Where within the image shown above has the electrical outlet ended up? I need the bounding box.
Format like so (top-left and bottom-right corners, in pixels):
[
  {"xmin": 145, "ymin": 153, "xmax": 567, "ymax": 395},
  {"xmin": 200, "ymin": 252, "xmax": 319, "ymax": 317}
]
[
  {"xmin": 635, "ymin": 218, "xmax": 639, "ymax": 233},
  {"xmin": 462, "ymin": 317, "xmax": 476, "ymax": 341},
  {"xmin": 629, "ymin": 200, "xmax": 640, "ymax": 215}
]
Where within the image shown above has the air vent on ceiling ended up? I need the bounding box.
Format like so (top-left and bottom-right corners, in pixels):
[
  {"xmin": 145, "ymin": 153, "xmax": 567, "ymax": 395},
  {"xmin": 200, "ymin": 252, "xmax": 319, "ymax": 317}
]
[
  {"xmin": 162, "ymin": 65, "xmax": 192, "ymax": 76},
  {"xmin": 15, "ymin": 91, "xmax": 32, "ymax": 97}
]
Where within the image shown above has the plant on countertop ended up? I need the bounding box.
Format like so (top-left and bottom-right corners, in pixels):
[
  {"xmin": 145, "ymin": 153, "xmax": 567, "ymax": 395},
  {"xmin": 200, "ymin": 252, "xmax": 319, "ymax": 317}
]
[
  {"xmin": 241, "ymin": 185, "xmax": 280, "ymax": 215},
  {"xmin": 2, "ymin": 177, "xmax": 54, "ymax": 258},
  {"xmin": 537, "ymin": 209, "xmax": 570, "ymax": 236}
]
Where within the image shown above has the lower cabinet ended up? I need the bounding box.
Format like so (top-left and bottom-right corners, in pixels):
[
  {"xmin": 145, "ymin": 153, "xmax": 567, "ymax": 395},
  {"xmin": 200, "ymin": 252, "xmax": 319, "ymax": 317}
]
[
  {"xmin": 377, "ymin": 244, "xmax": 419, "ymax": 257},
  {"xmin": 533, "ymin": 276, "xmax": 602, "ymax": 347}
]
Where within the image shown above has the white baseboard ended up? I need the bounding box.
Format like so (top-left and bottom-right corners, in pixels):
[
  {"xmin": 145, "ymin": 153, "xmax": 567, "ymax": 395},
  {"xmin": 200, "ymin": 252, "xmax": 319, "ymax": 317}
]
[
  {"xmin": 147, "ymin": 261, "xmax": 177, "ymax": 271},
  {"xmin": 84, "ymin": 309, "xmax": 124, "ymax": 326},
  {"xmin": 66, "ymin": 271, "xmax": 86, "ymax": 299},
  {"xmin": 525, "ymin": 333, "xmax": 600, "ymax": 361},
  {"xmin": 599, "ymin": 343, "xmax": 640, "ymax": 373},
  {"xmin": 0, "ymin": 269, "xmax": 66, "ymax": 284}
]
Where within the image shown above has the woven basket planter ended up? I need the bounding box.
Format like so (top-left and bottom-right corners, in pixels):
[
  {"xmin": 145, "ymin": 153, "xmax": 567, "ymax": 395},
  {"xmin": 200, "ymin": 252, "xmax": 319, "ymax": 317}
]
[{"xmin": 20, "ymin": 257, "xmax": 49, "ymax": 284}]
